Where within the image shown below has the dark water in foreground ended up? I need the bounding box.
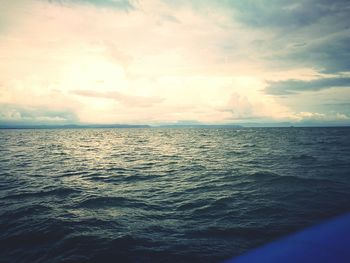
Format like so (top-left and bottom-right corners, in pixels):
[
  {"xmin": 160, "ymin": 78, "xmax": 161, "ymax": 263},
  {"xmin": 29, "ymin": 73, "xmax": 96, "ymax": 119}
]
[{"xmin": 1, "ymin": 127, "xmax": 350, "ymax": 263}]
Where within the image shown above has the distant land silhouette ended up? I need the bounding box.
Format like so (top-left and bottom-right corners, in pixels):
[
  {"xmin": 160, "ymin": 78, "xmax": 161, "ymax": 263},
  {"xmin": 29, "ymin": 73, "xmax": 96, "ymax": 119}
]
[
  {"xmin": 0, "ymin": 124, "xmax": 150, "ymax": 129},
  {"xmin": 1, "ymin": 122, "xmax": 349, "ymax": 129}
]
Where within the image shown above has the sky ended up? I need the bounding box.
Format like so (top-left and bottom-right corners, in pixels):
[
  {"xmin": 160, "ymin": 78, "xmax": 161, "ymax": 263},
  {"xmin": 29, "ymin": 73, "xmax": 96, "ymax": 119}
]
[{"xmin": 0, "ymin": 0, "xmax": 349, "ymax": 125}]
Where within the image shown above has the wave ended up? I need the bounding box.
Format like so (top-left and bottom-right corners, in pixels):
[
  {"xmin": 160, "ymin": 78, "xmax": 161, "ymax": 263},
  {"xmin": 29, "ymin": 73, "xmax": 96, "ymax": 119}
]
[
  {"xmin": 187, "ymin": 226, "xmax": 278, "ymax": 239},
  {"xmin": 1, "ymin": 127, "xmax": 350, "ymax": 262},
  {"xmin": 0, "ymin": 187, "xmax": 80, "ymax": 200},
  {"xmin": 290, "ymin": 154, "xmax": 317, "ymax": 161},
  {"xmin": 76, "ymin": 196, "xmax": 160, "ymax": 210},
  {"xmin": 249, "ymin": 171, "xmax": 340, "ymax": 184}
]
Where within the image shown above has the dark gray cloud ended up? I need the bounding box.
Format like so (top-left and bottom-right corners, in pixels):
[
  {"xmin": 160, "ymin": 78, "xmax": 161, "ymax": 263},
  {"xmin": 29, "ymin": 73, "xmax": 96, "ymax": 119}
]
[
  {"xmin": 48, "ymin": 0, "xmax": 135, "ymax": 10},
  {"xmin": 265, "ymin": 77, "xmax": 350, "ymax": 95},
  {"xmin": 225, "ymin": 0, "xmax": 350, "ymax": 74},
  {"xmin": 269, "ymin": 31, "xmax": 350, "ymax": 74},
  {"xmin": 225, "ymin": 0, "xmax": 349, "ymax": 29}
]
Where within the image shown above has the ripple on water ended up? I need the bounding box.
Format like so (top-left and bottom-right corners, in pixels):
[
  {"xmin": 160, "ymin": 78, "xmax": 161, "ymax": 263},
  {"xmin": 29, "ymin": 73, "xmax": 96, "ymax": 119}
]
[{"xmin": 1, "ymin": 127, "xmax": 350, "ymax": 262}]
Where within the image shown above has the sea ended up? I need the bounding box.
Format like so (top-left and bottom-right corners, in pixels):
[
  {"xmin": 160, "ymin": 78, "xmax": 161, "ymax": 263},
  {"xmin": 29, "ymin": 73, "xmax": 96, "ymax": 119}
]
[{"xmin": 1, "ymin": 127, "xmax": 350, "ymax": 262}]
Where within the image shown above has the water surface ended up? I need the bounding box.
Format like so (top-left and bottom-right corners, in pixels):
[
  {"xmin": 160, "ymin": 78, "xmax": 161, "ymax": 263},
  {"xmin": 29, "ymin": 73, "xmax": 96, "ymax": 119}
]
[{"xmin": 1, "ymin": 127, "xmax": 350, "ymax": 262}]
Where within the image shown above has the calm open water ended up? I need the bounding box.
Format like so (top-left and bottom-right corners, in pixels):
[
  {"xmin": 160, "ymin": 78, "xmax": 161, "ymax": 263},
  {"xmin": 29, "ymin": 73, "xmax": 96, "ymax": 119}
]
[{"xmin": 1, "ymin": 127, "xmax": 350, "ymax": 262}]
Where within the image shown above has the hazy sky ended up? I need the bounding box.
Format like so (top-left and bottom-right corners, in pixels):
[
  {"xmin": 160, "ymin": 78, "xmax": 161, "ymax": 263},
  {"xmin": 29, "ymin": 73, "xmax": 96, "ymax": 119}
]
[{"xmin": 0, "ymin": 0, "xmax": 349, "ymax": 125}]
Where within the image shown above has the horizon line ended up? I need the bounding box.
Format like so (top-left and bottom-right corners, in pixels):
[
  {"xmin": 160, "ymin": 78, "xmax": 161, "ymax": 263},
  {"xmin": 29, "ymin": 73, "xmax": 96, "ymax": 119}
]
[{"xmin": 1, "ymin": 123, "xmax": 350, "ymax": 129}]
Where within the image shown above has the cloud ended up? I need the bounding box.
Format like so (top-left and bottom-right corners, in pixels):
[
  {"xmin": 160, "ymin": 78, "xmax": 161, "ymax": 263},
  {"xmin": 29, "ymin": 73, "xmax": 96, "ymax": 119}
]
[
  {"xmin": 220, "ymin": 0, "xmax": 350, "ymax": 74},
  {"xmin": 0, "ymin": 0, "xmax": 349, "ymax": 125},
  {"xmin": 0, "ymin": 104, "xmax": 78, "ymax": 124},
  {"xmin": 295, "ymin": 111, "xmax": 350, "ymax": 123},
  {"xmin": 47, "ymin": 0, "xmax": 135, "ymax": 10},
  {"xmin": 226, "ymin": 0, "xmax": 349, "ymax": 29},
  {"xmin": 72, "ymin": 89, "xmax": 164, "ymax": 107},
  {"xmin": 219, "ymin": 93, "xmax": 255, "ymax": 119},
  {"xmin": 155, "ymin": 14, "xmax": 181, "ymax": 26},
  {"xmin": 274, "ymin": 32, "xmax": 350, "ymax": 74},
  {"xmin": 214, "ymin": 91, "xmax": 293, "ymax": 122},
  {"xmin": 324, "ymin": 103, "xmax": 350, "ymax": 107},
  {"xmin": 212, "ymin": 0, "xmax": 350, "ymax": 75},
  {"xmin": 163, "ymin": 0, "xmax": 349, "ymax": 30},
  {"xmin": 265, "ymin": 77, "xmax": 350, "ymax": 95}
]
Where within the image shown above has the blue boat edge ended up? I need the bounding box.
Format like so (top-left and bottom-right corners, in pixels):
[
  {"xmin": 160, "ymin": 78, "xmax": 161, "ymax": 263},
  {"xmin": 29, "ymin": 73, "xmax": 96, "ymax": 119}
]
[{"xmin": 225, "ymin": 212, "xmax": 350, "ymax": 263}]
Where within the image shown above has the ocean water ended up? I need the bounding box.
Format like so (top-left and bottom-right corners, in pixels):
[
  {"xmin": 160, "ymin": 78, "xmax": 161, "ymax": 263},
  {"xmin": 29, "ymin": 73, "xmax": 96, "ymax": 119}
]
[{"xmin": 1, "ymin": 127, "xmax": 350, "ymax": 263}]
